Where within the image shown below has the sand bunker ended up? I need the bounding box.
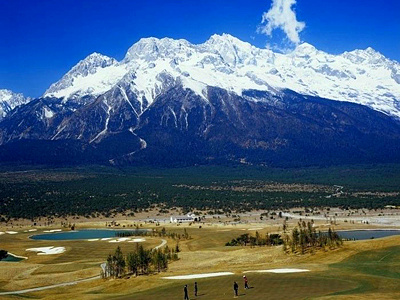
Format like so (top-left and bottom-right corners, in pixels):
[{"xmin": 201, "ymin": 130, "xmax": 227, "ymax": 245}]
[
  {"xmin": 244, "ymin": 269, "xmax": 310, "ymax": 274},
  {"xmin": 248, "ymin": 228, "xmax": 263, "ymax": 231},
  {"xmin": 43, "ymin": 229, "xmax": 62, "ymax": 233},
  {"xmin": 88, "ymin": 239, "xmax": 99, "ymax": 242},
  {"xmin": 163, "ymin": 272, "xmax": 234, "ymax": 280},
  {"xmin": 0, "ymin": 232, "xmax": 4, "ymax": 235},
  {"xmin": 129, "ymin": 238, "xmax": 146, "ymax": 243},
  {"xmin": 26, "ymin": 247, "xmax": 66, "ymax": 255},
  {"xmin": 101, "ymin": 238, "xmax": 112, "ymax": 241},
  {"xmin": 6, "ymin": 231, "xmax": 18, "ymax": 234},
  {"xmin": 28, "ymin": 229, "xmax": 37, "ymax": 232},
  {"xmin": 117, "ymin": 238, "xmax": 131, "ymax": 242},
  {"xmin": 108, "ymin": 240, "xmax": 120, "ymax": 243}
]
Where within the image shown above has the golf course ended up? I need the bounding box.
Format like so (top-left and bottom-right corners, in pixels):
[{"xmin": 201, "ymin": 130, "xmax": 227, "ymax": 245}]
[{"xmin": 1, "ymin": 221, "xmax": 400, "ymax": 300}]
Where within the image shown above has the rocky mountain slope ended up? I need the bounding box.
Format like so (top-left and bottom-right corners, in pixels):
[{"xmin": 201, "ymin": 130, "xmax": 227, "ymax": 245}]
[{"xmin": 1, "ymin": 34, "xmax": 400, "ymax": 166}]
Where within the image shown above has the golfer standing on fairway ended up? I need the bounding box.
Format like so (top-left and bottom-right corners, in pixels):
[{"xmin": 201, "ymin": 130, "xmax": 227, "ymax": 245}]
[
  {"xmin": 184, "ymin": 284, "xmax": 189, "ymax": 300},
  {"xmin": 233, "ymin": 281, "xmax": 239, "ymax": 297},
  {"xmin": 243, "ymin": 275, "xmax": 249, "ymax": 289}
]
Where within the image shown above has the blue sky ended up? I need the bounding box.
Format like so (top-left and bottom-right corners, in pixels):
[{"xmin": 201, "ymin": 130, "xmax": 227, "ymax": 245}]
[{"xmin": 1, "ymin": 0, "xmax": 399, "ymax": 98}]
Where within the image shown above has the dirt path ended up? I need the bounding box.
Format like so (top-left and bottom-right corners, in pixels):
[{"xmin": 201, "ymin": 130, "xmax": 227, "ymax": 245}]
[
  {"xmin": 154, "ymin": 239, "xmax": 167, "ymax": 250},
  {"xmin": 0, "ymin": 276, "xmax": 100, "ymax": 295}
]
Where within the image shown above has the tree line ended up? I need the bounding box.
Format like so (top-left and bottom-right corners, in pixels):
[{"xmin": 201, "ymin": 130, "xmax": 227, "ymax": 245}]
[
  {"xmin": 102, "ymin": 245, "xmax": 179, "ymax": 279},
  {"xmin": 115, "ymin": 227, "xmax": 191, "ymax": 240},
  {"xmin": 225, "ymin": 222, "xmax": 343, "ymax": 255},
  {"xmin": 282, "ymin": 221, "xmax": 343, "ymax": 254},
  {"xmin": 225, "ymin": 232, "xmax": 283, "ymax": 247}
]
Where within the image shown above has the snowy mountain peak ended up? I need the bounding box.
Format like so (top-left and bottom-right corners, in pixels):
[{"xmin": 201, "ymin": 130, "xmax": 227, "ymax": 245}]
[
  {"xmin": 69, "ymin": 52, "xmax": 117, "ymax": 75},
  {"xmin": 364, "ymin": 47, "xmax": 380, "ymax": 55},
  {"xmin": 124, "ymin": 37, "xmax": 192, "ymax": 62},
  {"xmin": 203, "ymin": 33, "xmax": 263, "ymax": 67},
  {"xmin": 293, "ymin": 42, "xmax": 318, "ymax": 55},
  {"xmin": 0, "ymin": 89, "xmax": 30, "ymax": 119},
  {"xmin": 44, "ymin": 52, "xmax": 121, "ymax": 100},
  {"xmin": 41, "ymin": 34, "xmax": 400, "ymax": 118},
  {"xmin": 206, "ymin": 33, "xmax": 250, "ymax": 46},
  {"xmin": 342, "ymin": 47, "xmax": 387, "ymax": 65}
]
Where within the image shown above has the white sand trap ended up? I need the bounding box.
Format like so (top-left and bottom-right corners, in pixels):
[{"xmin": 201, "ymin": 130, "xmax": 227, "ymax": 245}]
[
  {"xmin": 248, "ymin": 228, "xmax": 263, "ymax": 231},
  {"xmin": 101, "ymin": 238, "xmax": 112, "ymax": 241},
  {"xmin": 26, "ymin": 247, "xmax": 66, "ymax": 255},
  {"xmin": 244, "ymin": 269, "xmax": 310, "ymax": 274},
  {"xmin": 43, "ymin": 229, "xmax": 62, "ymax": 233},
  {"xmin": 128, "ymin": 238, "xmax": 146, "ymax": 243},
  {"xmin": 6, "ymin": 231, "xmax": 18, "ymax": 234},
  {"xmin": 0, "ymin": 232, "xmax": 5, "ymax": 235},
  {"xmin": 163, "ymin": 272, "xmax": 234, "ymax": 280},
  {"xmin": 117, "ymin": 238, "xmax": 131, "ymax": 242},
  {"xmin": 88, "ymin": 239, "xmax": 99, "ymax": 242},
  {"xmin": 108, "ymin": 240, "xmax": 120, "ymax": 243},
  {"xmin": 28, "ymin": 229, "xmax": 37, "ymax": 232}
]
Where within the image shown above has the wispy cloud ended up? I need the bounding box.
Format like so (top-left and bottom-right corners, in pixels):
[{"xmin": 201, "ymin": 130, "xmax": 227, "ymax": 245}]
[{"xmin": 259, "ymin": 0, "xmax": 305, "ymax": 45}]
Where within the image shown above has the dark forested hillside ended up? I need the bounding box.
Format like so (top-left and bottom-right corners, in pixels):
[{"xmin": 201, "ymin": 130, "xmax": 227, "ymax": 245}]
[{"xmin": 1, "ymin": 165, "xmax": 400, "ymax": 220}]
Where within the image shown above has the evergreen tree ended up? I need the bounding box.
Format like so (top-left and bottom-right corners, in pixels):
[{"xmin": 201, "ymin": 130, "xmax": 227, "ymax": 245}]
[
  {"xmin": 126, "ymin": 252, "xmax": 139, "ymax": 276},
  {"xmin": 114, "ymin": 246, "xmax": 125, "ymax": 277}
]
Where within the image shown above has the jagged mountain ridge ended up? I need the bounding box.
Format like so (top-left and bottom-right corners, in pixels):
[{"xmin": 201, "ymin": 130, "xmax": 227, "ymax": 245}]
[
  {"xmin": 0, "ymin": 89, "xmax": 30, "ymax": 120},
  {"xmin": 44, "ymin": 34, "xmax": 400, "ymax": 118}
]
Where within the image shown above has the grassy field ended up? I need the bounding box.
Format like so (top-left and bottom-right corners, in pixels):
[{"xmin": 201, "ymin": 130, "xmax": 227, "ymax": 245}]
[
  {"xmin": 1, "ymin": 221, "xmax": 400, "ymax": 299},
  {"xmin": 0, "ymin": 228, "xmax": 161, "ymax": 293},
  {"xmin": 118, "ymin": 273, "xmax": 357, "ymax": 300}
]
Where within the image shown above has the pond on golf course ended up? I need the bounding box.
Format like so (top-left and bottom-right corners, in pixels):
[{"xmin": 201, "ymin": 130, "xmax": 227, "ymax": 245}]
[
  {"xmin": 337, "ymin": 230, "xmax": 400, "ymax": 240},
  {"xmin": 0, "ymin": 253, "xmax": 25, "ymax": 262},
  {"xmin": 30, "ymin": 229, "xmax": 149, "ymax": 241}
]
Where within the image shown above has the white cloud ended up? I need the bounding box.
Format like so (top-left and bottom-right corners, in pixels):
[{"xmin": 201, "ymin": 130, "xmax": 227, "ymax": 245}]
[{"xmin": 259, "ymin": 0, "xmax": 305, "ymax": 45}]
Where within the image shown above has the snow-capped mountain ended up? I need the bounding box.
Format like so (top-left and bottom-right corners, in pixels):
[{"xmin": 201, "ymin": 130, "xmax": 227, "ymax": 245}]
[
  {"xmin": 44, "ymin": 53, "xmax": 123, "ymax": 103},
  {"xmin": 0, "ymin": 89, "xmax": 30, "ymax": 119},
  {"xmin": 44, "ymin": 34, "xmax": 400, "ymax": 118},
  {"xmin": 1, "ymin": 34, "xmax": 400, "ymax": 166}
]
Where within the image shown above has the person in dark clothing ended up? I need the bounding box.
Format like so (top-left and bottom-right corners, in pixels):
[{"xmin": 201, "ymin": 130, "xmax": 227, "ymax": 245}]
[
  {"xmin": 233, "ymin": 281, "xmax": 239, "ymax": 297},
  {"xmin": 243, "ymin": 275, "xmax": 249, "ymax": 289},
  {"xmin": 184, "ymin": 284, "xmax": 189, "ymax": 300},
  {"xmin": 194, "ymin": 282, "xmax": 198, "ymax": 297}
]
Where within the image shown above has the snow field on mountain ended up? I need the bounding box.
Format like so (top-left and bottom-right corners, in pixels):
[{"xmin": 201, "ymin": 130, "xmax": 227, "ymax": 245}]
[{"xmin": 42, "ymin": 34, "xmax": 400, "ymax": 118}]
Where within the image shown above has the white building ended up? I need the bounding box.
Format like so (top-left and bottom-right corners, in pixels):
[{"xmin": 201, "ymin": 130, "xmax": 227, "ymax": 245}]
[{"xmin": 170, "ymin": 213, "xmax": 196, "ymax": 223}]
